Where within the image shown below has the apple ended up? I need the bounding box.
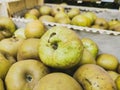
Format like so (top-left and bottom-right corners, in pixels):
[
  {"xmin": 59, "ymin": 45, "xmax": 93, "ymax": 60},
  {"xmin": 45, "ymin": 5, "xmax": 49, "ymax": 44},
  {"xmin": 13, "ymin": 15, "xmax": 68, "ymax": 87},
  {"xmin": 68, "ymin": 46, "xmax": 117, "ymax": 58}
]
[
  {"xmin": 96, "ymin": 53, "xmax": 119, "ymax": 71},
  {"xmin": 0, "ymin": 37, "xmax": 24, "ymax": 58},
  {"xmin": 55, "ymin": 12, "xmax": 71, "ymax": 24},
  {"xmin": 115, "ymin": 76, "xmax": 120, "ymax": 90},
  {"xmin": 0, "ymin": 52, "xmax": 16, "ymax": 79},
  {"xmin": 108, "ymin": 19, "xmax": 120, "ymax": 27},
  {"xmin": 25, "ymin": 20, "xmax": 45, "ymax": 38},
  {"xmin": 117, "ymin": 64, "xmax": 120, "ymax": 74},
  {"xmin": 0, "ymin": 16, "xmax": 16, "ymax": 40},
  {"xmin": 17, "ymin": 38, "xmax": 40, "ymax": 61},
  {"xmin": 24, "ymin": 13, "xmax": 38, "ymax": 20},
  {"xmin": 39, "ymin": 5, "xmax": 52, "ymax": 15},
  {"xmin": 81, "ymin": 37, "xmax": 99, "ymax": 58},
  {"xmin": 73, "ymin": 64, "xmax": 117, "ymax": 90},
  {"xmin": 51, "ymin": 5, "xmax": 65, "ymax": 16},
  {"xmin": 34, "ymin": 72, "xmax": 83, "ymax": 90},
  {"xmin": 38, "ymin": 26, "xmax": 84, "ymax": 69},
  {"xmin": 0, "ymin": 78, "xmax": 4, "ymax": 90},
  {"xmin": 67, "ymin": 8, "xmax": 80, "ymax": 19},
  {"xmin": 79, "ymin": 48, "xmax": 96, "ymax": 65},
  {"xmin": 94, "ymin": 18, "xmax": 109, "ymax": 30},
  {"xmin": 14, "ymin": 28, "xmax": 26, "ymax": 39},
  {"xmin": 108, "ymin": 71, "xmax": 120, "ymax": 81},
  {"xmin": 60, "ymin": 2, "xmax": 68, "ymax": 6},
  {"xmin": 39, "ymin": 15, "xmax": 56, "ymax": 23},
  {"xmin": 5, "ymin": 60, "xmax": 50, "ymax": 90},
  {"xmin": 71, "ymin": 14, "xmax": 91, "ymax": 27},
  {"xmin": 27, "ymin": 8, "xmax": 40, "ymax": 18},
  {"xmin": 82, "ymin": 12, "xmax": 97, "ymax": 24}
]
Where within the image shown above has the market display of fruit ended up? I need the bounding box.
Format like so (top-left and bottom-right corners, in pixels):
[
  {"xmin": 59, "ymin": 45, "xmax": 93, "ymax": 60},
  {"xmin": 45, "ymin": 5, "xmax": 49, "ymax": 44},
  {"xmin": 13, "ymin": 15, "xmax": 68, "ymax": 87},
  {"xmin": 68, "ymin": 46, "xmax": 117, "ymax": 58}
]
[
  {"xmin": 21, "ymin": 4, "xmax": 120, "ymax": 34},
  {"xmin": 0, "ymin": 16, "xmax": 120, "ymax": 90}
]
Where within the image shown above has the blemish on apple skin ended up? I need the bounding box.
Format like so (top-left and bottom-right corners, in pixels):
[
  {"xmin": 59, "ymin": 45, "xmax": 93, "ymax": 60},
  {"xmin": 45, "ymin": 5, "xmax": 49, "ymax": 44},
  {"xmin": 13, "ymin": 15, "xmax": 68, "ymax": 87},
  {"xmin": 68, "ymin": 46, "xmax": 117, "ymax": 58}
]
[{"xmin": 48, "ymin": 32, "xmax": 56, "ymax": 43}]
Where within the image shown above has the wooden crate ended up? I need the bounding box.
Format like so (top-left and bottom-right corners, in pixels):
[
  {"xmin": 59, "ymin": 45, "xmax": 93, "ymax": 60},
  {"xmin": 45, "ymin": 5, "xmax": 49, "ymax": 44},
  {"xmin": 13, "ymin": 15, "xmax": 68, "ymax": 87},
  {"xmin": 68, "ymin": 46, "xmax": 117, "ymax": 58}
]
[{"xmin": 0, "ymin": 0, "xmax": 44, "ymax": 17}]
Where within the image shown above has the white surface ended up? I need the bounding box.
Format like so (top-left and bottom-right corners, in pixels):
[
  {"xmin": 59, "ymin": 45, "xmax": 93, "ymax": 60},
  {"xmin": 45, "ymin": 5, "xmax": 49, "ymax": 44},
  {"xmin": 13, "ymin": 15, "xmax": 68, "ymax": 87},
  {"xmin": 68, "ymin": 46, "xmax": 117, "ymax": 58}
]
[{"xmin": 101, "ymin": 0, "xmax": 114, "ymax": 2}]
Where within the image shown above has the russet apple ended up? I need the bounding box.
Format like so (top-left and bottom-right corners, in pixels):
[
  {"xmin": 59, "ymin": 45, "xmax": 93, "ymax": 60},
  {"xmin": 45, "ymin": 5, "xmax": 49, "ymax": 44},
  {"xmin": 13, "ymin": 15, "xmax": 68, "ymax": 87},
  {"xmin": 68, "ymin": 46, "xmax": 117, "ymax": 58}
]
[
  {"xmin": 81, "ymin": 37, "xmax": 99, "ymax": 58},
  {"xmin": 55, "ymin": 12, "xmax": 71, "ymax": 24},
  {"xmin": 39, "ymin": 5, "xmax": 52, "ymax": 15},
  {"xmin": 5, "ymin": 60, "xmax": 50, "ymax": 90},
  {"xmin": 27, "ymin": 8, "xmax": 40, "ymax": 18},
  {"xmin": 38, "ymin": 26, "xmax": 84, "ymax": 69},
  {"xmin": 71, "ymin": 14, "xmax": 91, "ymax": 27},
  {"xmin": 51, "ymin": 5, "xmax": 65, "ymax": 16},
  {"xmin": 0, "ymin": 37, "xmax": 24, "ymax": 58},
  {"xmin": 0, "ymin": 16, "xmax": 16, "ymax": 40},
  {"xmin": 17, "ymin": 38, "xmax": 40, "ymax": 61},
  {"xmin": 82, "ymin": 12, "xmax": 97, "ymax": 24},
  {"xmin": 79, "ymin": 48, "xmax": 96, "ymax": 65},
  {"xmin": 24, "ymin": 13, "xmax": 38, "ymax": 20},
  {"xmin": 39, "ymin": 15, "xmax": 56, "ymax": 23},
  {"xmin": 33, "ymin": 72, "xmax": 83, "ymax": 90},
  {"xmin": 67, "ymin": 8, "xmax": 80, "ymax": 19},
  {"xmin": 0, "ymin": 53, "xmax": 16, "ymax": 79},
  {"xmin": 14, "ymin": 28, "xmax": 26, "ymax": 39},
  {"xmin": 25, "ymin": 20, "xmax": 45, "ymax": 38}
]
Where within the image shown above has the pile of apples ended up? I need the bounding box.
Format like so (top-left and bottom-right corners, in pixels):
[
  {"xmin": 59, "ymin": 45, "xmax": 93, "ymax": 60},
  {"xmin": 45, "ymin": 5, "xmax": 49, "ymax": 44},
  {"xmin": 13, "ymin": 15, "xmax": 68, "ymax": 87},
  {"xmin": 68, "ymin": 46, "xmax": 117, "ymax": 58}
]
[
  {"xmin": 23, "ymin": 4, "xmax": 120, "ymax": 32},
  {"xmin": 0, "ymin": 16, "xmax": 120, "ymax": 90}
]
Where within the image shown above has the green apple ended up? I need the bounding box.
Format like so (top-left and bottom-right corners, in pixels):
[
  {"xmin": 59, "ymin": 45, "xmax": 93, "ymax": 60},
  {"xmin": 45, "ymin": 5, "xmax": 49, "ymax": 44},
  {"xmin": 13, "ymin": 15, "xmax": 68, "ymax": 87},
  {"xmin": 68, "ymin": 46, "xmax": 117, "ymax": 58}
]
[
  {"xmin": 109, "ymin": 23, "xmax": 120, "ymax": 32},
  {"xmin": 115, "ymin": 76, "xmax": 120, "ymax": 90},
  {"xmin": 34, "ymin": 72, "xmax": 83, "ymax": 90},
  {"xmin": 0, "ymin": 37, "xmax": 24, "ymax": 58},
  {"xmin": 38, "ymin": 26, "xmax": 84, "ymax": 69},
  {"xmin": 5, "ymin": 60, "xmax": 50, "ymax": 90},
  {"xmin": 0, "ymin": 16, "xmax": 16, "ymax": 40},
  {"xmin": 81, "ymin": 37, "xmax": 99, "ymax": 58},
  {"xmin": 108, "ymin": 71, "xmax": 120, "ymax": 81},
  {"xmin": 82, "ymin": 12, "xmax": 97, "ymax": 24},
  {"xmin": 96, "ymin": 53, "xmax": 119, "ymax": 71},
  {"xmin": 14, "ymin": 28, "xmax": 26, "ymax": 39},
  {"xmin": 94, "ymin": 18, "xmax": 109, "ymax": 30},
  {"xmin": 55, "ymin": 12, "xmax": 71, "ymax": 24},
  {"xmin": 67, "ymin": 8, "xmax": 80, "ymax": 19},
  {"xmin": 60, "ymin": 2, "xmax": 68, "ymax": 6},
  {"xmin": 24, "ymin": 13, "xmax": 38, "ymax": 20},
  {"xmin": 17, "ymin": 38, "xmax": 40, "ymax": 61},
  {"xmin": 117, "ymin": 64, "xmax": 120, "ymax": 74},
  {"xmin": 25, "ymin": 20, "xmax": 45, "ymax": 38},
  {"xmin": 0, "ymin": 53, "xmax": 16, "ymax": 79},
  {"xmin": 71, "ymin": 14, "xmax": 91, "ymax": 27},
  {"xmin": 79, "ymin": 48, "xmax": 96, "ymax": 65},
  {"xmin": 27, "ymin": 8, "xmax": 40, "ymax": 18},
  {"xmin": 0, "ymin": 78, "xmax": 4, "ymax": 90},
  {"xmin": 51, "ymin": 5, "xmax": 65, "ymax": 16},
  {"xmin": 91, "ymin": 24, "xmax": 105, "ymax": 29},
  {"xmin": 39, "ymin": 5, "xmax": 52, "ymax": 15},
  {"xmin": 39, "ymin": 15, "xmax": 56, "ymax": 23},
  {"xmin": 108, "ymin": 19, "xmax": 120, "ymax": 27}
]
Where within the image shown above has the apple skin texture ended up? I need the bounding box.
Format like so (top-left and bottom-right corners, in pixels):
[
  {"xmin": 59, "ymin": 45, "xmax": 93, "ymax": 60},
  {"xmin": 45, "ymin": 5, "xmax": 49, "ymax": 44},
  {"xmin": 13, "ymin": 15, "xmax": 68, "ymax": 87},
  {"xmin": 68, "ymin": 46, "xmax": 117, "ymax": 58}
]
[
  {"xmin": 74, "ymin": 64, "xmax": 117, "ymax": 90},
  {"xmin": 5, "ymin": 60, "xmax": 50, "ymax": 90},
  {"xmin": 0, "ymin": 78, "xmax": 4, "ymax": 90},
  {"xmin": 34, "ymin": 72, "xmax": 83, "ymax": 90},
  {"xmin": 39, "ymin": 26, "xmax": 84, "ymax": 69},
  {"xmin": 0, "ymin": 17, "xmax": 16, "ymax": 40},
  {"xmin": 81, "ymin": 38, "xmax": 99, "ymax": 58},
  {"xmin": 0, "ymin": 53, "xmax": 16, "ymax": 79}
]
